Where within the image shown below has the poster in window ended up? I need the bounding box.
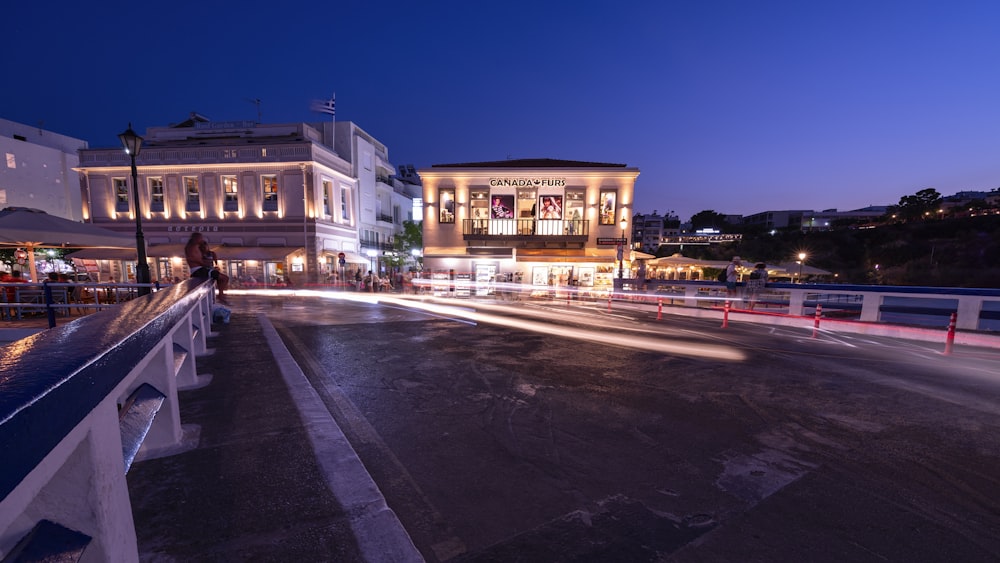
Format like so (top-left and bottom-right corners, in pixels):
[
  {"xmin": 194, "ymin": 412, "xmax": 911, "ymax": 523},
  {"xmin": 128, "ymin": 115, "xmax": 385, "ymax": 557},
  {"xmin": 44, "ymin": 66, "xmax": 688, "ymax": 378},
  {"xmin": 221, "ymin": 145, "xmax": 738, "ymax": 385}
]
[
  {"xmin": 440, "ymin": 189, "xmax": 455, "ymax": 223},
  {"xmin": 490, "ymin": 194, "xmax": 515, "ymax": 219},
  {"xmin": 538, "ymin": 195, "xmax": 563, "ymax": 219},
  {"xmin": 532, "ymin": 266, "xmax": 549, "ymax": 286},
  {"xmin": 599, "ymin": 190, "xmax": 616, "ymax": 225},
  {"xmin": 577, "ymin": 267, "xmax": 595, "ymax": 287}
]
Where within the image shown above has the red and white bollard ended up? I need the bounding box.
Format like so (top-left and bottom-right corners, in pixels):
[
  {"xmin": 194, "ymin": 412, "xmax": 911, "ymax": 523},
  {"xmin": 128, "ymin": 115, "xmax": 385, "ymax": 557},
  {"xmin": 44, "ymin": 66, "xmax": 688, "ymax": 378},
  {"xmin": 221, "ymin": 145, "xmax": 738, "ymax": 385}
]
[
  {"xmin": 721, "ymin": 300, "xmax": 730, "ymax": 328},
  {"xmin": 812, "ymin": 304, "xmax": 823, "ymax": 339},
  {"xmin": 607, "ymin": 292, "xmax": 612, "ymax": 312},
  {"xmin": 944, "ymin": 312, "xmax": 957, "ymax": 355},
  {"xmin": 657, "ymin": 298, "xmax": 663, "ymax": 321}
]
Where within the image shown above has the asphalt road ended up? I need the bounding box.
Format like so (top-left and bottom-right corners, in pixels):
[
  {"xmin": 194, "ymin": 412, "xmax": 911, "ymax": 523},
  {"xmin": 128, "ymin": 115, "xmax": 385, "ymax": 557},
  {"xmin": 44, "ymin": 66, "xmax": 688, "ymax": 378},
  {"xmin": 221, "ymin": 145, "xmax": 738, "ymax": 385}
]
[{"xmin": 258, "ymin": 293, "xmax": 1000, "ymax": 562}]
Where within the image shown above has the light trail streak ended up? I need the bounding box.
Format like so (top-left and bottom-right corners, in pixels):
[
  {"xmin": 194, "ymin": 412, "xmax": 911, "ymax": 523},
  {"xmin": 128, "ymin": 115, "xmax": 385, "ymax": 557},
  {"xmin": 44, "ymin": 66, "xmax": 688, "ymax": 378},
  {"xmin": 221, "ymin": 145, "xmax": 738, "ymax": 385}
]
[{"xmin": 230, "ymin": 289, "xmax": 746, "ymax": 361}]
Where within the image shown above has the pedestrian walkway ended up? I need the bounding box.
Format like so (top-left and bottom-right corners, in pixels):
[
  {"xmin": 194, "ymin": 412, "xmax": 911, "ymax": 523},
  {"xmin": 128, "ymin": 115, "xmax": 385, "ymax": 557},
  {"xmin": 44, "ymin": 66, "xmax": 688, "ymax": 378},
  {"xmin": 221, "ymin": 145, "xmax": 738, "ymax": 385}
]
[{"xmin": 124, "ymin": 305, "xmax": 421, "ymax": 561}]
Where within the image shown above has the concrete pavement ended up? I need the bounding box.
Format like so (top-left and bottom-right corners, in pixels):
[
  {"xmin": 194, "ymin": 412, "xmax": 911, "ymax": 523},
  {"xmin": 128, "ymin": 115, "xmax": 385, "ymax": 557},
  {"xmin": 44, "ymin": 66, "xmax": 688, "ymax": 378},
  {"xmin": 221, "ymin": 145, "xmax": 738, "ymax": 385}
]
[{"xmin": 124, "ymin": 305, "xmax": 422, "ymax": 562}]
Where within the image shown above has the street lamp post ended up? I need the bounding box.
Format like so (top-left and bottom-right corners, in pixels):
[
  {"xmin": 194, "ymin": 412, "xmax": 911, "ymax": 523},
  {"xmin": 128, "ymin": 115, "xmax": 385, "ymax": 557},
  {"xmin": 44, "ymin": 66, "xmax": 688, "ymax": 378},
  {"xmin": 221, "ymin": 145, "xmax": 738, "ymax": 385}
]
[
  {"xmin": 366, "ymin": 249, "xmax": 377, "ymax": 275},
  {"xmin": 618, "ymin": 217, "xmax": 628, "ymax": 282},
  {"xmin": 797, "ymin": 252, "xmax": 806, "ymax": 283},
  {"xmin": 118, "ymin": 123, "xmax": 151, "ymax": 296}
]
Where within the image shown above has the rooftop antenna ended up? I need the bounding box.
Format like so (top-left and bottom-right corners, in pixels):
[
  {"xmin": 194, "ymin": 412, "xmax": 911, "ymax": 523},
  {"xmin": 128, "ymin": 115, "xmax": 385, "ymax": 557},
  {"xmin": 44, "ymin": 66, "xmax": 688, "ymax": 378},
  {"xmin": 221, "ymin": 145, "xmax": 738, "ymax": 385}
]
[{"xmin": 246, "ymin": 98, "xmax": 262, "ymax": 123}]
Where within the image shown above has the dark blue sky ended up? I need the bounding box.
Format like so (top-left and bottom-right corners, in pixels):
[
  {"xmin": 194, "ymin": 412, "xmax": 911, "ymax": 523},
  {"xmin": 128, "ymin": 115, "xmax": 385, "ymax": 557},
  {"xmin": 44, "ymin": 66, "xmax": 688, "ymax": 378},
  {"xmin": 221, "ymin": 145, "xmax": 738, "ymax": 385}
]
[{"xmin": 4, "ymin": 0, "xmax": 1000, "ymax": 221}]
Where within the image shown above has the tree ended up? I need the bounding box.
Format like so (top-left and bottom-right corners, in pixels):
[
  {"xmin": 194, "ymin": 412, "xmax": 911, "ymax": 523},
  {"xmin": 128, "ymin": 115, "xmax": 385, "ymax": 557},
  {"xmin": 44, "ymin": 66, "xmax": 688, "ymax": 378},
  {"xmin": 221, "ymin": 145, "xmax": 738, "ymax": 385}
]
[
  {"xmin": 893, "ymin": 188, "xmax": 942, "ymax": 221},
  {"xmin": 390, "ymin": 220, "xmax": 424, "ymax": 270},
  {"xmin": 689, "ymin": 210, "xmax": 729, "ymax": 231}
]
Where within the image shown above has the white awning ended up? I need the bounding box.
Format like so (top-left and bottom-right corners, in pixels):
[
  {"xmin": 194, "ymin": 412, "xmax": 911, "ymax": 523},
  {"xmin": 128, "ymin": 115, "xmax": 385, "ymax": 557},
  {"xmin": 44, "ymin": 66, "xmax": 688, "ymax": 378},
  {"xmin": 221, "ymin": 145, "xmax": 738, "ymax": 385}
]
[{"xmin": 323, "ymin": 250, "xmax": 369, "ymax": 263}]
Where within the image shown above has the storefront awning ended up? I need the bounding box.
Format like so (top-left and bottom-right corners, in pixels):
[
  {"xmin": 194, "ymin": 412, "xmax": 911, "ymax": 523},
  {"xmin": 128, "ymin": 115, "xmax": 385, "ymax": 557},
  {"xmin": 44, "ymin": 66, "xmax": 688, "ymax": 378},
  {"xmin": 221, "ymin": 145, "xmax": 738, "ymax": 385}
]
[
  {"xmin": 323, "ymin": 250, "xmax": 368, "ymax": 263},
  {"xmin": 515, "ymin": 255, "xmax": 616, "ymax": 263},
  {"xmin": 219, "ymin": 246, "xmax": 302, "ymax": 261},
  {"xmin": 66, "ymin": 244, "xmax": 187, "ymax": 260},
  {"xmin": 67, "ymin": 245, "xmax": 302, "ymax": 261}
]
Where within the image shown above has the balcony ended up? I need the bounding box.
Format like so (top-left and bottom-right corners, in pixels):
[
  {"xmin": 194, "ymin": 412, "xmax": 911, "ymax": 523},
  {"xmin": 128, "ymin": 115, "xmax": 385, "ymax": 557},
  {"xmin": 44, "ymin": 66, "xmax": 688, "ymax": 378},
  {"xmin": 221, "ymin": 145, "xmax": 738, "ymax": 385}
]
[
  {"xmin": 359, "ymin": 240, "xmax": 395, "ymax": 251},
  {"xmin": 461, "ymin": 218, "xmax": 589, "ymax": 246}
]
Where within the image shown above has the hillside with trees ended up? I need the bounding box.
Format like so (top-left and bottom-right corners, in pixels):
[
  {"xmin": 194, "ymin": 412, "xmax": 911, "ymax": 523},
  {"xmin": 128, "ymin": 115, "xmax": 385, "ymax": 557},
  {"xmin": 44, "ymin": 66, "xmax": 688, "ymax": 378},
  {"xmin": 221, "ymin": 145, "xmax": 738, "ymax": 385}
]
[{"xmin": 674, "ymin": 213, "xmax": 1000, "ymax": 288}]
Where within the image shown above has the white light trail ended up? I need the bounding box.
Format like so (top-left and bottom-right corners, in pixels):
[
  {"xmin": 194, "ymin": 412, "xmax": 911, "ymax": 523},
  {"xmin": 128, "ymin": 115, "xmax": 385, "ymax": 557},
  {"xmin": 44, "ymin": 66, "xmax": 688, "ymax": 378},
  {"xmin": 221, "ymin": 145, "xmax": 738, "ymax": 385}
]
[{"xmin": 230, "ymin": 289, "xmax": 746, "ymax": 361}]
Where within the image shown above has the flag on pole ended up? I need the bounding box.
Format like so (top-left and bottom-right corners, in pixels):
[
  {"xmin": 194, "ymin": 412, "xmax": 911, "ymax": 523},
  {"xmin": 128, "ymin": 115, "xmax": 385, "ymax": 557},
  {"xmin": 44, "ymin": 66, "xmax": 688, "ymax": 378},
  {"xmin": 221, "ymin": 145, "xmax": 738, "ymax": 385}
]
[{"xmin": 311, "ymin": 94, "xmax": 336, "ymax": 117}]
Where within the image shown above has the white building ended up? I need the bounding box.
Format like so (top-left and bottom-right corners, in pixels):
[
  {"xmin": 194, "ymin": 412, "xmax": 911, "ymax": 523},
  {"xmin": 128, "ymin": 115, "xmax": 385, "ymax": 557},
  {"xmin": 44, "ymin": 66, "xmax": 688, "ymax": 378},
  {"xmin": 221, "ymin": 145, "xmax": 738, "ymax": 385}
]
[
  {"xmin": 74, "ymin": 114, "xmax": 412, "ymax": 285},
  {"xmin": 0, "ymin": 117, "xmax": 87, "ymax": 220},
  {"xmin": 419, "ymin": 158, "xmax": 640, "ymax": 294},
  {"xmin": 331, "ymin": 122, "xmax": 420, "ymax": 268}
]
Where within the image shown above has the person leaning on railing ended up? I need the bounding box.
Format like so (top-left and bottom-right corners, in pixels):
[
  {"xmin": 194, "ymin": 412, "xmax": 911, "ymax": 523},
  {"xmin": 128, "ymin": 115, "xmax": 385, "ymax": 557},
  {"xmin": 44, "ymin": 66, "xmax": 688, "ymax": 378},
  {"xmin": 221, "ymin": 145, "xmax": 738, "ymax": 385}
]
[{"xmin": 184, "ymin": 232, "xmax": 230, "ymax": 305}]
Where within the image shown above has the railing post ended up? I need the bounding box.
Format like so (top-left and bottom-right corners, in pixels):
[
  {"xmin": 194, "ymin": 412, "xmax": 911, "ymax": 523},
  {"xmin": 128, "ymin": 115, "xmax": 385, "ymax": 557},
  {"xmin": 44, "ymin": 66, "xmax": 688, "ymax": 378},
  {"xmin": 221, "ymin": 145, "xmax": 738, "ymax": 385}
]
[
  {"xmin": 43, "ymin": 281, "xmax": 57, "ymax": 328},
  {"xmin": 812, "ymin": 303, "xmax": 823, "ymax": 338}
]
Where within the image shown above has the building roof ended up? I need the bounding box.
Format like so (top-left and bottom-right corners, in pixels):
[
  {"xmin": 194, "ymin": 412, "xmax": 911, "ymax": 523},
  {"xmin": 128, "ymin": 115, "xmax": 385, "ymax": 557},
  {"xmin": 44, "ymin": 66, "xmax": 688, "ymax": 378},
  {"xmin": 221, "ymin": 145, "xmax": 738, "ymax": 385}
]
[{"xmin": 430, "ymin": 158, "xmax": 628, "ymax": 169}]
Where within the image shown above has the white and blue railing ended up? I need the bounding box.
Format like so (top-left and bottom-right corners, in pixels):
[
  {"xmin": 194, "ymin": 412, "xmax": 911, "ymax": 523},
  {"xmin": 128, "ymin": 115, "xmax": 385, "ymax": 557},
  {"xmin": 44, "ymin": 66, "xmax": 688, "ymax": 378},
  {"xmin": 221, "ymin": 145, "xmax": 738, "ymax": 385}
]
[{"xmin": 0, "ymin": 280, "xmax": 216, "ymax": 562}]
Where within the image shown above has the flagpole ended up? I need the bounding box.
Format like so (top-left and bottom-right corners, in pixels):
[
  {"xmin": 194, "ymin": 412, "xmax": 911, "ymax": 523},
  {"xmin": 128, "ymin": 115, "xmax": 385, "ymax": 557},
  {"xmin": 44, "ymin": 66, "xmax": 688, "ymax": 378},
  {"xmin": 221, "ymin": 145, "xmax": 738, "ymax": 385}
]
[{"xmin": 329, "ymin": 93, "xmax": 336, "ymax": 151}]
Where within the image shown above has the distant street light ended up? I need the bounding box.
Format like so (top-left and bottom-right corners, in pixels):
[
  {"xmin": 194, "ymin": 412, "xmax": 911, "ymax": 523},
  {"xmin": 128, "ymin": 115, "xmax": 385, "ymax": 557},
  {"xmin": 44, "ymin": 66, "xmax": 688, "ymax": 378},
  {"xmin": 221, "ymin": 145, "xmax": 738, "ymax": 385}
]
[
  {"xmin": 118, "ymin": 123, "xmax": 151, "ymax": 296},
  {"xmin": 411, "ymin": 248, "xmax": 422, "ymax": 271},
  {"xmin": 797, "ymin": 252, "xmax": 807, "ymax": 283}
]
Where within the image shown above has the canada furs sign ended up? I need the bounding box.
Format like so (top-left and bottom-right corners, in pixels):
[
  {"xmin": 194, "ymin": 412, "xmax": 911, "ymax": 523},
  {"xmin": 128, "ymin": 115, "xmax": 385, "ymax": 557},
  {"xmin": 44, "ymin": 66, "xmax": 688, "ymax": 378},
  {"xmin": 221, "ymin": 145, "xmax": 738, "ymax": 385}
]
[{"xmin": 489, "ymin": 178, "xmax": 566, "ymax": 187}]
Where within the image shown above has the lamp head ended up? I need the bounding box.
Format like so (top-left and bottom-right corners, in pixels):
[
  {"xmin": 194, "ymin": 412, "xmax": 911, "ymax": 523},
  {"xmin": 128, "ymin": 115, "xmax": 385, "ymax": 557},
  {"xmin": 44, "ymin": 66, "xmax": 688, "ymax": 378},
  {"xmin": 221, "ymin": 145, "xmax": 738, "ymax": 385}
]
[{"xmin": 118, "ymin": 123, "xmax": 143, "ymax": 156}]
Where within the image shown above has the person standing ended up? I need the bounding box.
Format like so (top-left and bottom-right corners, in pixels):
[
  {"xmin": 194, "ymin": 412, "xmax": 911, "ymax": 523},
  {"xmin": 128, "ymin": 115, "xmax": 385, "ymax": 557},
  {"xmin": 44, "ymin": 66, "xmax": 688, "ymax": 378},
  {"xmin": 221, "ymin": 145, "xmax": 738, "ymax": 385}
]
[
  {"xmin": 726, "ymin": 256, "xmax": 742, "ymax": 299},
  {"xmin": 746, "ymin": 262, "xmax": 768, "ymax": 310}
]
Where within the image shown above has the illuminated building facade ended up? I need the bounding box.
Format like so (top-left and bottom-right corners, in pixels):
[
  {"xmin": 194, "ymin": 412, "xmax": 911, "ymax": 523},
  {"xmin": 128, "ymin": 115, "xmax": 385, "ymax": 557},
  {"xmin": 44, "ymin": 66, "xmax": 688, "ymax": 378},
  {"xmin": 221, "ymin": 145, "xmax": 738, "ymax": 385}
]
[
  {"xmin": 75, "ymin": 115, "xmax": 413, "ymax": 285},
  {"xmin": 418, "ymin": 159, "xmax": 639, "ymax": 293}
]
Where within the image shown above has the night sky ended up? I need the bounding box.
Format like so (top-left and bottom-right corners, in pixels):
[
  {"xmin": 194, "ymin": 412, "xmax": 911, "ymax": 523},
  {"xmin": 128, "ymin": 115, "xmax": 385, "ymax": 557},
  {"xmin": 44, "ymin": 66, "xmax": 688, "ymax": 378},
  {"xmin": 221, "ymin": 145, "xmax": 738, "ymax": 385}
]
[{"xmin": 4, "ymin": 0, "xmax": 1000, "ymax": 221}]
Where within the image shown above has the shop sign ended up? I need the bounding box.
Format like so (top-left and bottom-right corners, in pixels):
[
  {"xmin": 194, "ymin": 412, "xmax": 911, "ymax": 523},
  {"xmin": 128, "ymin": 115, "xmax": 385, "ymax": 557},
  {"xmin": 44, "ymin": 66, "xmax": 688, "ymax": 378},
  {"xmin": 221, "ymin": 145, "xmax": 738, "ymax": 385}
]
[
  {"xmin": 489, "ymin": 178, "xmax": 566, "ymax": 188},
  {"xmin": 167, "ymin": 225, "xmax": 221, "ymax": 232}
]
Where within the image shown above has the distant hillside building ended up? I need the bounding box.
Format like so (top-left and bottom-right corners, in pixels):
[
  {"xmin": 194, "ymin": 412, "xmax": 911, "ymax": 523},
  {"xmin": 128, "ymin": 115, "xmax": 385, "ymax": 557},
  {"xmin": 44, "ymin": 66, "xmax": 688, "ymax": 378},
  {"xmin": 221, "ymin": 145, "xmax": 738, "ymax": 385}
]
[
  {"xmin": 0, "ymin": 117, "xmax": 88, "ymax": 220},
  {"xmin": 631, "ymin": 211, "xmax": 680, "ymax": 253},
  {"xmin": 743, "ymin": 207, "xmax": 887, "ymax": 231}
]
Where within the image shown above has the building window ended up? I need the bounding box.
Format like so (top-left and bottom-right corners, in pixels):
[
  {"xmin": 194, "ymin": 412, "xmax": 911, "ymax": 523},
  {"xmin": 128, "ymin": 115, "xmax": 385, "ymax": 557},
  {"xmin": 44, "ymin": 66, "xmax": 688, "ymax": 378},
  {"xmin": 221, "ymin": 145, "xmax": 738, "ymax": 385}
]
[
  {"xmin": 114, "ymin": 178, "xmax": 129, "ymax": 212},
  {"xmin": 148, "ymin": 177, "xmax": 164, "ymax": 212},
  {"xmin": 322, "ymin": 180, "xmax": 332, "ymax": 216},
  {"xmin": 184, "ymin": 176, "xmax": 200, "ymax": 212},
  {"xmin": 599, "ymin": 189, "xmax": 617, "ymax": 226},
  {"xmin": 565, "ymin": 189, "xmax": 585, "ymax": 232},
  {"xmin": 262, "ymin": 174, "xmax": 278, "ymax": 212},
  {"xmin": 341, "ymin": 187, "xmax": 350, "ymax": 221},
  {"xmin": 222, "ymin": 175, "xmax": 239, "ymax": 212},
  {"xmin": 412, "ymin": 198, "xmax": 423, "ymax": 222},
  {"xmin": 5, "ymin": 153, "xmax": 15, "ymax": 169},
  {"xmin": 439, "ymin": 188, "xmax": 455, "ymax": 223}
]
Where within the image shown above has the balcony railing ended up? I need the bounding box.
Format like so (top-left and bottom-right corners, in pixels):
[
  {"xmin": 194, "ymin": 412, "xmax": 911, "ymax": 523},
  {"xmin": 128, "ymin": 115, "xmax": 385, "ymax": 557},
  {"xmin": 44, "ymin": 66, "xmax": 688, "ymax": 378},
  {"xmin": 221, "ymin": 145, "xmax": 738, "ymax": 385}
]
[
  {"xmin": 359, "ymin": 240, "xmax": 395, "ymax": 251},
  {"xmin": 462, "ymin": 218, "xmax": 589, "ymax": 238}
]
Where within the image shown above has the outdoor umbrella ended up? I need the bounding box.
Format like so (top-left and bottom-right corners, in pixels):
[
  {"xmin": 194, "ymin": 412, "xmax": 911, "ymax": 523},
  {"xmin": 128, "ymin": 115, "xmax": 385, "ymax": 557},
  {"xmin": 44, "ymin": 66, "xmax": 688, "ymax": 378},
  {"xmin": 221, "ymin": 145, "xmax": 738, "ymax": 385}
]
[
  {"xmin": 629, "ymin": 250, "xmax": 656, "ymax": 260},
  {"xmin": 0, "ymin": 207, "xmax": 135, "ymax": 283}
]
